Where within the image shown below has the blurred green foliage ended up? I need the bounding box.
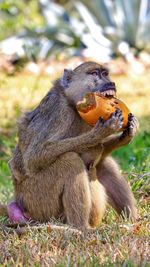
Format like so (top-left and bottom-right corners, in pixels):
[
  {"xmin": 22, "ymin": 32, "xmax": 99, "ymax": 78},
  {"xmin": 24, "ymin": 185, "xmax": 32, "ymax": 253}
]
[{"xmin": 0, "ymin": 0, "xmax": 44, "ymax": 40}]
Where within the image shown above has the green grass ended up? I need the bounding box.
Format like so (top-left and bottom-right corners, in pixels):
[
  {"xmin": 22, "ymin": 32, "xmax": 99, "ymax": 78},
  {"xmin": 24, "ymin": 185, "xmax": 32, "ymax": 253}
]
[{"xmin": 0, "ymin": 70, "xmax": 150, "ymax": 266}]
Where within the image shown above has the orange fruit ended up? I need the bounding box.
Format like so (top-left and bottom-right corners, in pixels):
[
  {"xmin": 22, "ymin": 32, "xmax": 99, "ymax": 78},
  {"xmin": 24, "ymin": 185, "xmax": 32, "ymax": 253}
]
[{"xmin": 76, "ymin": 92, "xmax": 130, "ymax": 130}]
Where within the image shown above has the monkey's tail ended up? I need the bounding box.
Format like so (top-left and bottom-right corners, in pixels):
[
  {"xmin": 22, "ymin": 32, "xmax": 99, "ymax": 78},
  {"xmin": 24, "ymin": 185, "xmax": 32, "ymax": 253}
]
[{"xmin": 0, "ymin": 203, "xmax": 8, "ymax": 216}]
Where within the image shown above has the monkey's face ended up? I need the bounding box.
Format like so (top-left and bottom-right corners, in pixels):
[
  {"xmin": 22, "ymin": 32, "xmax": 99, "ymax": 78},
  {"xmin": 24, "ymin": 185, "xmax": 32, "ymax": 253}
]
[{"xmin": 61, "ymin": 62, "xmax": 116, "ymax": 105}]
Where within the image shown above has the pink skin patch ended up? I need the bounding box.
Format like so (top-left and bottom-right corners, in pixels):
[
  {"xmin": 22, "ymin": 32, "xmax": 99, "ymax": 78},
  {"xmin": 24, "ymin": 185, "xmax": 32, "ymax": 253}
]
[{"xmin": 7, "ymin": 201, "xmax": 30, "ymax": 223}]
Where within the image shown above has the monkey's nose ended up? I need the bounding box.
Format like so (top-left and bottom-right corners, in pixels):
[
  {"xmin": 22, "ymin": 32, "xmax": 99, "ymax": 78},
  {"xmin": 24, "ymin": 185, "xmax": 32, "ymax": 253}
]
[{"xmin": 95, "ymin": 82, "xmax": 116, "ymax": 93}]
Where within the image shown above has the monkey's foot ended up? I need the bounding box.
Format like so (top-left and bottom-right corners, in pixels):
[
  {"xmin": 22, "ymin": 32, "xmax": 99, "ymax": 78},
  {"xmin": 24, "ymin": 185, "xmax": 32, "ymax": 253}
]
[{"xmin": 7, "ymin": 201, "xmax": 30, "ymax": 223}]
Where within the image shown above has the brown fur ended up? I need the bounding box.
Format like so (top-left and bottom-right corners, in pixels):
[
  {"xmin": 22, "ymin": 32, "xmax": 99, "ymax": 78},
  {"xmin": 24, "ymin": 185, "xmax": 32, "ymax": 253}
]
[
  {"xmin": 97, "ymin": 157, "xmax": 137, "ymax": 219},
  {"xmin": 0, "ymin": 62, "xmax": 138, "ymax": 229},
  {"xmin": 0, "ymin": 204, "xmax": 7, "ymax": 216}
]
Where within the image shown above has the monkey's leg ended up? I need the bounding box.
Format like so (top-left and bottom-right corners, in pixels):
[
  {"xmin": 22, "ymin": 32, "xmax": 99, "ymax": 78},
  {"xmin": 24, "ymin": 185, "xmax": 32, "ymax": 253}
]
[
  {"xmin": 16, "ymin": 152, "xmax": 92, "ymax": 228},
  {"xmin": 62, "ymin": 152, "xmax": 92, "ymax": 229},
  {"xmin": 97, "ymin": 157, "xmax": 137, "ymax": 220},
  {"xmin": 89, "ymin": 179, "xmax": 107, "ymax": 228}
]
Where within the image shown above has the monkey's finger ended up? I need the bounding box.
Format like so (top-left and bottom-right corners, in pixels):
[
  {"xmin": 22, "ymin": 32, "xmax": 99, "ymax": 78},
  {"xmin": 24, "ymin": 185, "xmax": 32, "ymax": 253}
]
[
  {"xmin": 98, "ymin": 116, "xmax": 105, "ymax": 123},
  {"xmin": 115, "ymin": 108, "xmax": 122, "ymax": 114},
  {"xmin": 105, "ymin": 114, "xmax": 123, "ymax": 132},
  {"xmin": 92, "ymin": 117, "xmax": 105, "ymax": 136},
  {"xmin": 128, "ymin": 116, "xmax": 139, "ymax": 134},
  {"xmin": 110, "ymin": 108, "xmax": 122, "ymax": 119},
  {"xmin": 130, "ymin": 118, "xmax": 138, "ymax": 129},
  {"xmin": 113, "ymin": 110, "xmax": 124, "ymax": 127},
  {"xmin": 128, "ymin": 113, "xmax": 137, "ymax": 125},
  {"xmin": 95, "ymin": 117, "xmax": 105, "ymax": 128},
  {"xmin": 132, "ymin": 116, "xmax": 139, "ymax": 130},
  {"xmin": 128, "ymin": 113, "xmax": 134, "ymax": 121}
]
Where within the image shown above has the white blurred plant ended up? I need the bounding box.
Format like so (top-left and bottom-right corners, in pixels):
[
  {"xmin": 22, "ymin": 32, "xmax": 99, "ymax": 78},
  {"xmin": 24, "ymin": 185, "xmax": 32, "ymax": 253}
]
[
  {"xmin": 75, "ymin": 0, "xmax": 150, "ymax": 59},
  {"xmin": 0, "ymin": 0, "xmax": 149, "ymax": 63}
]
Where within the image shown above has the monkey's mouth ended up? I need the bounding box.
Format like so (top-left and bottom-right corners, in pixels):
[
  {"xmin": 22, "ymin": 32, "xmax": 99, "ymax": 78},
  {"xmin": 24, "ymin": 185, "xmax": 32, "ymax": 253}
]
[{"xmin": 96, "ymin": 82, "xmax": 116, "ymax": 97}]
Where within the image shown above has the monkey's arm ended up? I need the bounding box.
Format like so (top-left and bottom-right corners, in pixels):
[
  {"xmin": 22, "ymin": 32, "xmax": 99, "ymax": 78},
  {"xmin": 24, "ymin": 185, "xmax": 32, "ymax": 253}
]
[
  {"xmin": 24, "ymin": 110, "xmax": 123, "ymax": 172},
  {"xmin": 102, "ymin": 114, "xmax": 139, "ymax": 157}
]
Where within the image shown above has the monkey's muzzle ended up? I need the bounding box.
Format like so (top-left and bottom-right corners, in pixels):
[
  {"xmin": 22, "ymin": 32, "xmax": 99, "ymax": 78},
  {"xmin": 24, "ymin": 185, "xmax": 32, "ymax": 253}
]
[{"xmin": 96, "ymin": 82, "xmax": 116, "ymax": 97}]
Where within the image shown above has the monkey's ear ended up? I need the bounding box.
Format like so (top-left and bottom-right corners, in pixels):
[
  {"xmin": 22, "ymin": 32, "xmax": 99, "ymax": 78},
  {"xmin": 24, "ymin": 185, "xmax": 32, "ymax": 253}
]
[{"xmin": 60, "ymin": 69, "xmax": 74, "ymax": 87}]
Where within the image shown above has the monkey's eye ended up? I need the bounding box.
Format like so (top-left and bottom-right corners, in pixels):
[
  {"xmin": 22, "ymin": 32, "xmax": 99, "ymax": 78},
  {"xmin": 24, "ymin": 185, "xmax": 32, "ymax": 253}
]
[
  {"xmin": 66, "ymin": 76, "xmax": 71, "ymax": 81},
  {"xmin": 102, "ymin": 70, "xmax": 109, "ymax": 76},
  {"xmin": 89, "ymin": 70, "xmax": 99, "ymax": 76}
]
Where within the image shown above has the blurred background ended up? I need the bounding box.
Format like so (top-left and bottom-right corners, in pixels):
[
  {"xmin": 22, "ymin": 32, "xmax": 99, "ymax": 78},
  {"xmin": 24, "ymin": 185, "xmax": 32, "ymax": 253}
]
[{"xmin": 0, "ymin": 0, "xmax": 149, "ymax": 202}]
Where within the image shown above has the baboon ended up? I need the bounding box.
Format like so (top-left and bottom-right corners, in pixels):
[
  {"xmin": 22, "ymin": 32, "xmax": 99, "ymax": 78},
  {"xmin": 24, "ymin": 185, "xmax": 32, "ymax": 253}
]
[{"xmin": 0, "ymin": 62, "xmax": 138, "ymax": 229}]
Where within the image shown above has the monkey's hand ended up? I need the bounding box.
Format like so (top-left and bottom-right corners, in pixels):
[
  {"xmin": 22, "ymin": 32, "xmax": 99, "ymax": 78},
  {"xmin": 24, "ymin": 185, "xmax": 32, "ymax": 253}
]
[
  {"xmin": 94, "ymin": 114, "xmax": 139, "ymax": 158},
  {"xmin": 92, "ymin": 109, "xmax": 123, "ymax": 142},
  {"xmin": 120, "ymin": 113, "xmax": 139, "ymax": 143}
]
